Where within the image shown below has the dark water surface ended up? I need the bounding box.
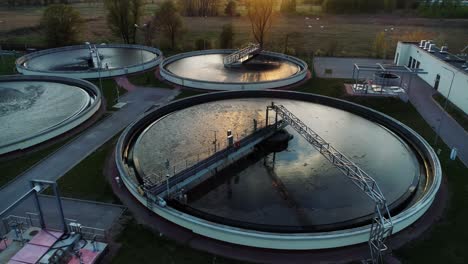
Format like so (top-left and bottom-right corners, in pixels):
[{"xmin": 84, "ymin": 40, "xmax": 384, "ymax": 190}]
[
  {"xmin": 24, "ymin": 48, "xmax": 157, "ymax": 72},
  {"xmin": 0, "ymin": 81, "xmax": 90, "ymax": 146},
  {"xmin": 133, "ymin": 99, "xmax": 422, "ymax": 228},
  {"xmin": 165, "ymin": 54, "xmax": 301, "ymax": 83}
]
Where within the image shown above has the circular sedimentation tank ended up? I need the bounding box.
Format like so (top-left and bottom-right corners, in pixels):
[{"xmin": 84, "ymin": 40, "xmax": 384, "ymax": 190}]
[
  {"xmin": 16, "ymin": 44, "xmax": 163, "ymax": 79},
  {"xmin": 115, "ymin": 91, "xmax": 441, "ymax": 250},
  {"xmin": 0, "ymin": 76, "xmax": 101, "ymax": 155},
  {"xmin": 160, "ymin": 50, "xmax": 308, "ymax": 90}
]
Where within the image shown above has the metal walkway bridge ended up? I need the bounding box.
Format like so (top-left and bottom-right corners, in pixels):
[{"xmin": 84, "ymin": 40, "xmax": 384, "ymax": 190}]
[
  {"xmin": 144, "ymin": 120, "xmax": 286, "ymax": 198},
  {"xmin": 223, "ymin": 43, "xmax": 262, "ymax": 67},
  {"xmin": 88, "ymin": 44, "xmax": 102, "ymax": 69},
  {"xmin": 267, "ymin": 103, "xmax": 393, "ymax": 264}
]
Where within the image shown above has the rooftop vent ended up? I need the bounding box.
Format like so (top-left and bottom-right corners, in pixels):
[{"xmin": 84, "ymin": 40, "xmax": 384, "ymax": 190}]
[
  {"xmin": 440, "ymin": 46, "xmax": 448, "ymax": 54},
  {"xmin": 419, "ymin": 40, "xmax": 427, "ymax": 48},
  {"xmin": 424, "ymin": 41, "xmax": 432, "ymax": 50},
  {"xmin": 428, "ymin": 44, "xmax": 436, "ymax": 53}
]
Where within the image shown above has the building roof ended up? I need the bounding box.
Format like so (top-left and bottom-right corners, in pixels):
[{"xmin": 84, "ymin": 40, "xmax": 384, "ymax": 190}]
[{"xmin": 404, "ymin": 42, "xmax": 468, "ymax": 75}]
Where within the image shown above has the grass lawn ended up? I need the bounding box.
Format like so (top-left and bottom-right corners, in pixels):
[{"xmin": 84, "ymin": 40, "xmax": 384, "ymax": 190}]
[
  {"xmin": 433, "ymin": 93, "xmax": 468, "ymax": 132},
  {"xmin": 112, "ymin": 217, "xmax": 250, "ymax": 264},
  {"xmin": 91, "ymin": 78, "xmax": 127, "ymax": 110},
  {"xmin": 54, "ymin": 136, "xmax": 120, "ymax": 204},
  {"xmin": 2, "ymin": 3, "xmax": 468, "ymax": 57},
  {"xmin": 0, "ymin": 139, "xmax": 70, "ymax": 187},
  {"xmin": 127, "ymin": 71, "xmax": 173, "ymax": 88},
  {"xmin": 0, "ymin": 55, "xmax": 18, "ymax": 75}
]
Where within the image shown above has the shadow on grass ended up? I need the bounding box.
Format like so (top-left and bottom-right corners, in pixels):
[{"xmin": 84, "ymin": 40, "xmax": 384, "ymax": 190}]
[{"xmin": 112, "ymin": 216, "xmax": 251, "ymax": 264}]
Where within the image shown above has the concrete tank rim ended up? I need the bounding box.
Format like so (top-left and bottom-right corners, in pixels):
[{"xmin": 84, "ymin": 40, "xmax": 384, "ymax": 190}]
[
  {"xmin": 159, "ymin": 49, "xmax": 308, "ymax": 90},
  {"xmin": 0, "ymin": 75, "xmax": 102, "ymax": 154},
  {"xmin": 115, "ymin": 90, "xmax": 441, "ymax": 249},
  {"xmin": 15, "ymin": 44, "xmax": 163, "ymax": 77}
]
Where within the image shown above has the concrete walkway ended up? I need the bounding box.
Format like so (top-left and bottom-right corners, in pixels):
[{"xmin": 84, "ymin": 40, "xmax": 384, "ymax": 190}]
[
  {"xmin": 4, "ymin": 195, "xmax": 125, "ymax": 232},
  {"xmin": 313, "ymin": 57, "xmax": 468, "ymax": 167},
  {"xmin": 0, "ymin": 87, "xmax": 180, "ymax": 214},
  {"xmin": 408, "ymin": 77, "xmax": 468, "ymax": 167},
  {"xmin": 313, "ymin": 57, "xmax": 392, "ymax": 79}
]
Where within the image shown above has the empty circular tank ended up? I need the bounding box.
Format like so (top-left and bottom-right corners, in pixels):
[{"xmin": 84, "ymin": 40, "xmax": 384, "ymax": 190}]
[
  {"xmin": 115, "ymin": 91, "xmax": 441, "ymax": 250},
  {"xmin": 160, "ymin": 50, "xmax": 308, "ymax": 90},
  {"xmin": 0, "ymin": 76, "xmax": 101, "ymax": 155},
  {"xmin": 16, "ymin": 44, "xmax": 163, "ymax": 79}
]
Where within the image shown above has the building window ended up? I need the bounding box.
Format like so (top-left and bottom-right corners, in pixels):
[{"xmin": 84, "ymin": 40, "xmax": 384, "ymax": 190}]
[
  {"xmin": 395, "ymin": 53, "xmax": 399, "ymax": 64},
  {"xmin": 408, "ymin": 56, "xmax": 413, "ymax": 68},
  {"xmin": 434, "ymin": 74, "xmax": 440, "ymax": 90},
  {"xmin": 416, "ymin": 61, "xmax": 420, "ymax": 69}
]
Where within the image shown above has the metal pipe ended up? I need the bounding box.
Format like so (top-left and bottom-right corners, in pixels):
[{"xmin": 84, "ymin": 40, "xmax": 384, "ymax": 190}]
[
  {"xmin": 30, "ymin": 182, "xmax": 45, "ymax": 229},
  {"xmin": 52, "ymin": 183, "xmax": 68, "ymax": 232}
]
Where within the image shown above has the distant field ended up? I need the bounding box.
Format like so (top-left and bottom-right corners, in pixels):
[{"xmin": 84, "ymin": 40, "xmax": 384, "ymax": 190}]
[{"xmin": 1, "ymin": 2, "xmax": 468, "ymax": 57}]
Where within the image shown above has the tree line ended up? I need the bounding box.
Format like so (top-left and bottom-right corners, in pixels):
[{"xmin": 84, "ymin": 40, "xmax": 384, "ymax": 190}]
[{"xmin": 39, "ymin": 0, "xmax": 274, "ymax": 51}]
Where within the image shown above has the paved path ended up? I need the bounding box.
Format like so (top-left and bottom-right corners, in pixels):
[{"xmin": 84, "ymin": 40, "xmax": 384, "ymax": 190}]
[
  {"xmin": 115, "ymin": 76, "xmax": 137, "ymax": 91},
  {"xmin": 313, "ymin": 57, "xmax": 392, "ymax": 79},
  {"xmin": 407, "ymin": 77, "xmax": 468, "ymax": 167},
  {"xmin": 3, "ymin": 195, "xmax": 125, "ymax": 233},
  {"xmin": 314, "ymin": 57, "xmax": 468, "ymax": 167},
  {"xmin": 0, "ymin": 87, "xmax": 180, "ymax": 213}
]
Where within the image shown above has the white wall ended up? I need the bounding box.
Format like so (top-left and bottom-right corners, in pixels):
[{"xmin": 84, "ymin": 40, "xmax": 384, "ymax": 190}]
[{"xmin": 395, "ymin": 42, "xmax": 468, "ymax": 115}]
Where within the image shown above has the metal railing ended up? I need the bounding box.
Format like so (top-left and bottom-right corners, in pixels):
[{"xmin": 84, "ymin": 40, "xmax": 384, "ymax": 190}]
[
  {"xmin": 267, "ymin": 103, "xmax": 393, "ymax": 264},
  {"xmin": 89, "ymin": 44, "xmax": 102, "ymax": 69},
  {"xmin": 145, "ymin": 121, "xmax": 286, "ymax": 197},
  {"xmin": 143, "ymin": 121, "xmax": 272, "ymax": 188},
  {"xmin": 1, "ymin": 213, "xmax": 108, "ymax": 242},
  {"xmin": 223, "ymin": 43, "xmax": 262, "ymax": 66}
]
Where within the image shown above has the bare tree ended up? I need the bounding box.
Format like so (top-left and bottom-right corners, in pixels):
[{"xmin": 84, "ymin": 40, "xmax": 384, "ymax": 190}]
[
  {"xmin": 153, "ymin": 0, "xmax": 184, "ymax": 49},
  {"xmin": 246, "ymin": 0, "xmax": 277, "ymax": 48},
  {"xmin": 41, "ymin": 4, "xmax": 83, "ymax": 47},
  {"xmin": 178, "ymin": 0, "xmax": 225, "ymax": 16},
  {"xmin": 104, "ymin": 0, "xmax": 143, "ymax": 44}
]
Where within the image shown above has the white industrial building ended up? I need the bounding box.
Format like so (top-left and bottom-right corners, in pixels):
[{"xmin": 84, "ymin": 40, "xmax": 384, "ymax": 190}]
[{"xmin": 394, "ymin": 41, "xmax": 468, "ymax": 115}]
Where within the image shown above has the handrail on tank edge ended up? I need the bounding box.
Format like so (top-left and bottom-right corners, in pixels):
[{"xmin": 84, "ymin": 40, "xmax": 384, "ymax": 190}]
[
  {"xmin": 114, "ymin": 90, "xmax": 442, "ymax": 249},
  {"xmin": 0, "ymin": 75, "xmax": 102, "ymax": 150},
  {"xmin": 159, "ymin": 49, "xmax": 309, "ymax": 86},
  {"xmin": 15, "ymin": 44, "xmax": 163, "ymax": 74}
]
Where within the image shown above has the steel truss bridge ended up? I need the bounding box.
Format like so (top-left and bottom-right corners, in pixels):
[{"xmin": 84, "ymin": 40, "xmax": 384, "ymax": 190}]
[
  {"xmin": 223, "ymin": 43, "xmax": 262, "ymax": 66},
  {"xmin": 267, "ymin": 103, "xmax": 393, "ymax": 264}
]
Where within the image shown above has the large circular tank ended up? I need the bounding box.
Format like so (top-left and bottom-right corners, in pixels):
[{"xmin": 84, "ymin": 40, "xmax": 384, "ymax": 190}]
[
  {"xmin": 160, "ymin": 50, "xmax": 308, "ymax": 90},
  {"xmin": 16, "ymin": 44, "xmax": 163, "ymax": 79},
  {"xmin": 115, "ymin": 91, "xmax": 441, "ymax": 250},
  {"xmin": 0, "ymin": 76, "xmax": 101, "ymax": 155}
]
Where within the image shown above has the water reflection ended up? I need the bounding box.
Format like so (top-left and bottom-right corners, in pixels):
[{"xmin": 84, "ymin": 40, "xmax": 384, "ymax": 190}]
[
  {"xmin": 165, "ymin": 54, "xmax": 301, "ymax": 83},
  {"xmin": 134, "ymin": 99, "xmax": 421, "ymax": 227}
]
